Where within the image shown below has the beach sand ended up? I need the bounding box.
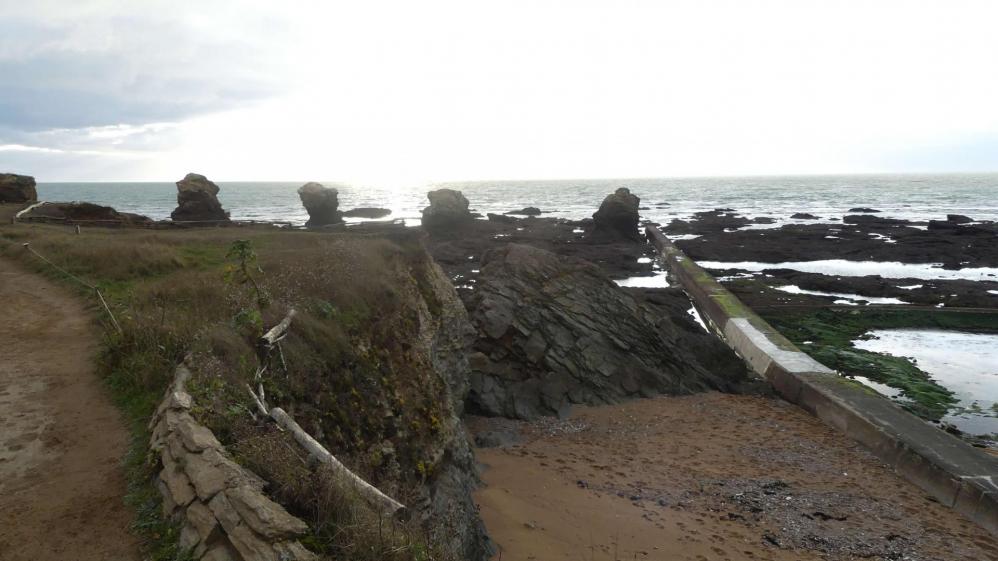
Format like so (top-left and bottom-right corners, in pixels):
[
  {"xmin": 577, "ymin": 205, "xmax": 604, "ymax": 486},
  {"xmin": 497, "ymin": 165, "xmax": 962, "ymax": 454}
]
[{"xmin": 472, "ymin": 392, "xmax": 998, "ymax": 561}]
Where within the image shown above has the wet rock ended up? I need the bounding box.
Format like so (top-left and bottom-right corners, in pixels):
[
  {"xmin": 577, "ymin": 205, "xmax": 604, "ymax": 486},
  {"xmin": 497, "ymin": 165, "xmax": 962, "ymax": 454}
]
[
  {"xmin": 506, "ymin": 207, "xmax": 542, "ymax": 216},
  {"xmin": 171, "ymin": 173, "xmax": 229, "ymax": 222},
  {"xmin": 297, "ymin": 182, "xmax": 342, "ymax": 226},
  {"xmin": 791, "ymin": 213, "xmax": 820, "ymax": 220},
  {"xmin": 947, "ymin": 214, "xmax": 973, "ymax": 224},
  {"xmin": 464, "ymin": 244, "xmax": 747, "ymax": 419},
  {"xmin": 342, "ymin": 207, "xmax": 391, "ymax": 219},
  {"xmin": 843, "ymin": 214, "xmax": 909, "ymax": 226},
  {"xmin": 589, "ymin": 187, "xmax": 641, "ymax": 242},
  {"xmin": 487, "ymin": 213, "xmax": 517, "ymax": 224},
  {"xmin": 422, "ymin": 189, "xmax": 473, "ymax": 231},
  {"xmin": 16, "ymin": 201, "xmax": 152, "ymax": 225},
  {"xmin": 0, "ymin": 173, "xmax": 37, "ymax": 203},
  {"xmin": 848, "ymin": 207, "xmax": 881, "ymax": 213}
]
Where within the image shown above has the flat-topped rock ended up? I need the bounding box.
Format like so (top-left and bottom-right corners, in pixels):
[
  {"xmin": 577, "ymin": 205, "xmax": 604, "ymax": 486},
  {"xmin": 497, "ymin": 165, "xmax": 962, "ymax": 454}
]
[
  {"xmin": 0, "ymin": 173, "xmax": 37, "ymax": 203},
  {"xmin": 298, "ymin": 182, "xmax": 342, "ymax": 226},
  {"xmin": 341, "ymin": 207, "xmax": 390, "ymax": 219},
  {"xmin": 505, "ymin": 207, "xmax": 542, "ymax": 216},
  {"xmin": 171, "ymin": 173, "xmax": 229, "ymax": 222},
  {"xmin": 421, "ymin": 188, "xmax": 473, "ymax": 231},
  {"xmin": 17, "ymin": 201, "xmax": 152, "ymax": 225}
]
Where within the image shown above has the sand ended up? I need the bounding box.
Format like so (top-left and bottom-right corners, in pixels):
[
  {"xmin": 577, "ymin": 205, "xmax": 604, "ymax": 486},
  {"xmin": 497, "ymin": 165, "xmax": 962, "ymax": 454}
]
[{"xmin": 472, "ymin": 393, "xmax": 998, "ymax": 561}]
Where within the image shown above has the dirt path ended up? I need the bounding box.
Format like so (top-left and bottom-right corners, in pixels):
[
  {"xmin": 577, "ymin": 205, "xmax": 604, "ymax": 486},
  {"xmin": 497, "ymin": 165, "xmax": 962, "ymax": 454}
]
[
  {"xmin": 0, "ymin": 257, "xmax": 141, "ymax": 561},
  {"xmin": 471, "ymin": 393, "xmax": 998, "ymax": 561}
]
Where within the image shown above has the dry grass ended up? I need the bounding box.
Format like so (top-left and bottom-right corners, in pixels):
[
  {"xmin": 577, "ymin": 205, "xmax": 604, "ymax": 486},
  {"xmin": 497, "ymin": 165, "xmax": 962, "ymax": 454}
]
[{"xmin": 0, "ymin": 220, "xmax": 460, "ymax": 560}]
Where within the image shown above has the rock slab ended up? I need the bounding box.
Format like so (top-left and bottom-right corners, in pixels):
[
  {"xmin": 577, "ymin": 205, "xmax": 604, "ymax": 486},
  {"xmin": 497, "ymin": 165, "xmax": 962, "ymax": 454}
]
[
  {"xmin": 172, "ymin": 173, "xmax": 230, "ymax": 222},
  {"xmin": 298, "ymin": 182, "xmax": 342, "ymax": 226},
  {"xmin": 0, "ymin": 173, "xmax": 37, "ymax": 203},
  {"xmin": 590, "ymin": 188, "xmax": 641, "ymax": 241},
  {"xmin": 421, "ymin": 189, "xmax": 473, "ymax": 231},
  {"xmin": 464, "ymin": 244, "xmax": 747, "ymax": 419}
]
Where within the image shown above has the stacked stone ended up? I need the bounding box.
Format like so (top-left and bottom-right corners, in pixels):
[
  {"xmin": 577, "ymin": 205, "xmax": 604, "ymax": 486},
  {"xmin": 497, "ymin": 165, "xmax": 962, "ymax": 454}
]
[{"xmin": 148, "ymin": 364, "xmax": 316, "ymax": 561}]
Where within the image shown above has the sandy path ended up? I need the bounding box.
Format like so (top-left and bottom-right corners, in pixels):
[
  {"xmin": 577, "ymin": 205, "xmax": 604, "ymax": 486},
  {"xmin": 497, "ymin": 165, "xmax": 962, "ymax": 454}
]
[
  {"xmin": 0, "ymin": 257, "xmax": 141, "ymax": 561},
  {"xmin": 472, "ymin": 393, "xmax": 998, "ymax": 561}
]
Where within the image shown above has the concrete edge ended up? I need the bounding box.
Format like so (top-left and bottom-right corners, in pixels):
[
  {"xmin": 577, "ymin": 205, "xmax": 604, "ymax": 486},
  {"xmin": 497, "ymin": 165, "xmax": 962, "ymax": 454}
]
[{"xmin": 646, "ymin": 225, "xmax": 998, "ymax": 536}]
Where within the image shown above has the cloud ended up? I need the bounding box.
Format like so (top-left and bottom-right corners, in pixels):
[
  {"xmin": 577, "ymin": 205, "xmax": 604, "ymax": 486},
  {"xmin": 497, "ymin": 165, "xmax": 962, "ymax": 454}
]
[{"xmin": 0, "ymin": 3, "xmax": 289, "ymax": 131}]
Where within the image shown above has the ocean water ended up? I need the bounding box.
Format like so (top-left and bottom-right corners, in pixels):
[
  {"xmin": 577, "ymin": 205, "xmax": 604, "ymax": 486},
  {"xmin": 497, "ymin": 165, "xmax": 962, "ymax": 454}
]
[{"xmin": 35, "ymin": 173, "xmax": 998, "ymax": 227}]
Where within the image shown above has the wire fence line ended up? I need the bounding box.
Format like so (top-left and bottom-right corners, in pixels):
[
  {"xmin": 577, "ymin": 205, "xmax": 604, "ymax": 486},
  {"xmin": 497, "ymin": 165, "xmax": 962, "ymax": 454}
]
[{"xmin": 21, "ymin": 242, "xmax": 124, "ymax": 336}]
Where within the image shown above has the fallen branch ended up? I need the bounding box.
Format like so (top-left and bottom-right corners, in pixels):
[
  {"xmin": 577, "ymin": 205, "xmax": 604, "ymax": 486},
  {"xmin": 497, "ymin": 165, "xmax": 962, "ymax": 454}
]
[
  {"xmin": 259, "ymin": 309, "xmax": 296, "ymax": 349},
  {"xmin": 245, "ymin": 384, "xmax": 406, "ymax": 518}
]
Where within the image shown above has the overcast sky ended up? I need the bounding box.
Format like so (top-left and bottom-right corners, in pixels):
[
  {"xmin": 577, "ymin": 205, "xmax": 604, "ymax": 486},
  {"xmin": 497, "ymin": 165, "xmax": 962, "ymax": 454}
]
[{"xmin": 1, "ymin": 0, "xmax": 997, "ymax": 182}]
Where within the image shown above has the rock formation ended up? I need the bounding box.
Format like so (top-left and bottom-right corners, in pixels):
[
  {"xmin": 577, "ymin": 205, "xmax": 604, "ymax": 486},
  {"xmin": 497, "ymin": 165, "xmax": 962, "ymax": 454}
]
[
  {"xmin": 0, "ymin": 173, "xmax": 37, "ymax": 203},
  {"xmin": 341, "ymin": 207, "xmax": 391, "ymax": 219},
  {"xmin": 421, "ymin": 189, "xmax": 473, "ymax": 231},
  {"xmin": 17, "ymin": 202, "xmax": 151, "ymax": 225},
  {"xmin": 505, "ymin": 207, "xmax": 542, "ymax": 216},
  {"xmin": 297, "ymin": 182, "xmax": 342, "ymax": 226},
  {"xmin": 464, "ymin": 244, "xmax": 747, "ymax": 419},
  {"xmin": 171, "ymin": 173, "xmax": 229, "ymax": 222},
  {"xmin": 589, "ymin": 187, "xmax": 641, "ymax": 241}
]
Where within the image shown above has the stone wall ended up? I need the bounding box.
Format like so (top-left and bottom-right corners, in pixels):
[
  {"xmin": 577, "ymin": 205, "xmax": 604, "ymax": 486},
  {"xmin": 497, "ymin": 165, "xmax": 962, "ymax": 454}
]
[{"xmin": 148, "ymin": 363, "xmax": 317, "ymax": 561}]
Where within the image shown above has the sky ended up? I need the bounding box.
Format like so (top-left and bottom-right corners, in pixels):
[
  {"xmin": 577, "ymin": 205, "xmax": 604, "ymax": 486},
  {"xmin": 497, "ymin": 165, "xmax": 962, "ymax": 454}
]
[{"xmin": 1, "ymin": 0, "xmax": 997, "ymax": 183}]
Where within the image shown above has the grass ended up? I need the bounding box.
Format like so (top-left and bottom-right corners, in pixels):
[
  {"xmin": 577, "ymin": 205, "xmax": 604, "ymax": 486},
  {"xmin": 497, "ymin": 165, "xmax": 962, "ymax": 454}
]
[
  {"xmin": 0, "ymin": 220, "xmax": 462, "ymax": 560},
  {"xmin": 764, "ymin": 307, "xmax": 998, "ymax": 422}
]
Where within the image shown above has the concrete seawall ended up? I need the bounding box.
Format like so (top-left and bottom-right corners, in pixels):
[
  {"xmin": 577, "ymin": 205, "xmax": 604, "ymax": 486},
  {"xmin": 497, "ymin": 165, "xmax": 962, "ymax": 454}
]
[{"xmin": 646, "ymin": 226, "xmax": 998, "ymax": 536}]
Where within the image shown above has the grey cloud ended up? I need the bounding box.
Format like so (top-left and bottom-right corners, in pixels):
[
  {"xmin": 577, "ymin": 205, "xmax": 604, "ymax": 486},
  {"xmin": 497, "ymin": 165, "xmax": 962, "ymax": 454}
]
[{"xmin": 0, "ymin": 13, "xmax": 289, "ymax": 132}]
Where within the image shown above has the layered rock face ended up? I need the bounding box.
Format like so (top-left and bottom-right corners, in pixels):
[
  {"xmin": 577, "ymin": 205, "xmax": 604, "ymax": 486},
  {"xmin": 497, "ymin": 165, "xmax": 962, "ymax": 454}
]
[
  {"xmin": 297, "ymin": 182, "xmax": 342, "ymax": 226},
  {"xmin": 171, "ymin": 173, "xmax": 229, "ymax": 222},
  {"xmin": 421, "ymin": 189, "xmax": 473, "ymax": 231},
  {"xmin": 589, "ymin": 187, "xmax": 641, "ymax": 241},
  {"xmin": 0, "ymin": 173, "xmax": 37, "ymax": 203},
  {"xmin": 464, "ymin": 244, "xmax": 747, "ymax": 419}
]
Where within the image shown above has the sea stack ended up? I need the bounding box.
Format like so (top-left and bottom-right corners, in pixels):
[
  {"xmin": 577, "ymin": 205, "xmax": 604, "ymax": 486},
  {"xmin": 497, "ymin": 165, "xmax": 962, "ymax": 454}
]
[
  {"xmin": 589, "ymin": 187, "xmax": 641, "ymax": 242},
  {"xmin": 297, "ymin": 182, "xmax": 342, "ymax": 226},
  {"xmin": 421, "ymin": 188, "xmax": 473, "ymax": 231},
  {"xmin": 0, "ymin": 173, "xmax": 38, "ymax": 203},
  {"xmin": 170, "ymin": 173, "xmax": 229, "ymax": 222}
]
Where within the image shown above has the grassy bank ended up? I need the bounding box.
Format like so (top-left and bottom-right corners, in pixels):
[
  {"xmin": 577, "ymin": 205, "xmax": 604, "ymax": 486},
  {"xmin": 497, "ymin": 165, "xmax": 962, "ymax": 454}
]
[
  {"xmin": 0, "ymin": 219, "xmax": 462, "ymax": 560},
  {"xmin": 763, "ymin": 307, "xmax": 998, "ymax": 424}
]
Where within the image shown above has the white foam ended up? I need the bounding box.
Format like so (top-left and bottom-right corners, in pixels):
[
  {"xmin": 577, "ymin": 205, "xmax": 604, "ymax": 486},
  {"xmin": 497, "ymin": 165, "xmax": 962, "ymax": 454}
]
[
  {"xmin": 990, "ymin": 290, "xmax": 998, "ymax": 295},
  {"xmin": 899, "ymin": 284, "xmax": 923, "ymax": 290},
  {"xmin": 614, "ymin": 273, "xmax": 670, "ymax": 288},
  {"xmin": 687, "ymin": 305, "xmax": 708, "ymax": 332},
  {"xmin": 775, "ymin": 285, "xmax": 909, "ymax": 305},
  {"xmin": 666, "ymin": 234, "xmax": 701, "ymax": 241},
  {"xmin": 699, "ymin": 259, "xmax": 998, "ymax": 281}
]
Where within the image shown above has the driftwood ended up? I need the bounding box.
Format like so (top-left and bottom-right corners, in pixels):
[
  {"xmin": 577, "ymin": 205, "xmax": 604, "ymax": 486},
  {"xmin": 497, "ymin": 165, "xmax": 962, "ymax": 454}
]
[
  {"xmin": 247, "ymin": 308, "xmax": 405, "ymax": 518},
  {"xmin": 259, "ymin": 309, "xmax": 296, "ymax": 350},
  {"xmin": 247, "ymin": 384, "xmax": 406, "ymax": 517}
]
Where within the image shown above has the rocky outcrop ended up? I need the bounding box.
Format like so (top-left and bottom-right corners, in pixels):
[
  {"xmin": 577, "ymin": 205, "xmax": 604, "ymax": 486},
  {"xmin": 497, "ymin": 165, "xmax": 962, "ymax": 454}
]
[
  {"xmin": 297, "ymin": 183, "xmax": 342, "ymax": 226},
  {"xmin": 505, "ymin": 207, "xmax": 542, "ymax": 216},
  {"xmin": 947, "ymin": 214, "xmax": 973, "ymax": 224},
  {"xmin": 421, "ymin": 189, "xmax": 473, "ymax": 231},
  {"xmin": 0, "ymin": 173, "xmax": 37, "ymax": 203},
  {"xmin": 464, "ymin": 244, "xmax": 747, "ymax": 419},
  {"xmin": 171, "ymin": 173, "xmax": 229, "ymax": 222},
  {"xmin": 17, "ymin": 201, "xmax": 151, "ymax": 225},
  {"xmin": 791, "ymin": 213, "xmax": 820, "ymax": 220},
  {"xmin": 149, "ymin": 364, "xmax": 316, "ymax": 561},
  {"xmin": 848, "ymin": 207, "xmax": 881, "ymax": 213},
  {"xmin": 341, "ymin": 207, "xmax": 391, "ymax": 219},
  {"xmin": 589, "ymin": 188, "xmax": 641, "ymax": 241}
]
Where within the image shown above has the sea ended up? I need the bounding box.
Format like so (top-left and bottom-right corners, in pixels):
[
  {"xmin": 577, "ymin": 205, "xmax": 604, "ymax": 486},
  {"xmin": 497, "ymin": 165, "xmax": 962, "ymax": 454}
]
[
  {"xmin": 33, "ymin": 173, "xmax": 998, "ymax": 437},
  {"xmin": 35, "ymin": 173, "xmax": 998, "ymax": 227}
]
